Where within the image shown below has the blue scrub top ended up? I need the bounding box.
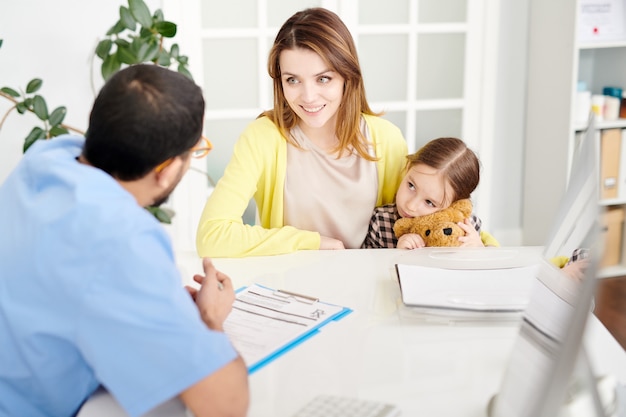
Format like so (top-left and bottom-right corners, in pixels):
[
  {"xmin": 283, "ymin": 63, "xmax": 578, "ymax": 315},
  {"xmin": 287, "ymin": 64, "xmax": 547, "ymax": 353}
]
[{"xmin": 0, "ymin": 136, "xmax": 238, "ymax": 417}]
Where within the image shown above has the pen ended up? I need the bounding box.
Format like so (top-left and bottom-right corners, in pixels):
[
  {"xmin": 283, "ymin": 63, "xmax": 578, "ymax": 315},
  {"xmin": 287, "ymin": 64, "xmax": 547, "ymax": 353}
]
[{"xmin": 275, "ymin": 289, "xmax": 319, "ymax": 303}]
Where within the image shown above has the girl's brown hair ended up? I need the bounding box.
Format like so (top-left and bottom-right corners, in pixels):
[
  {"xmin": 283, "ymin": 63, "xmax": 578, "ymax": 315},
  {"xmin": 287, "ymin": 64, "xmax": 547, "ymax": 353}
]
[
  {"xmin": 260, "ymin": 7, "xmax": 380, "ymax": 161},
  {"xmin": 407, "ymin": 137, "xmax": 480, "ymax": 202}
]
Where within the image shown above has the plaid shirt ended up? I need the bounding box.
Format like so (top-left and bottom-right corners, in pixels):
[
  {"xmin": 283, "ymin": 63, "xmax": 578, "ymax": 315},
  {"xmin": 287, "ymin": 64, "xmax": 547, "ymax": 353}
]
[
  {"xmin": 360, "ymin": 203, "xmax": 482, "ymax": 248},
  {"xmin": 567, "ymin": 248, "xmax": 589, "ymax": 265}
]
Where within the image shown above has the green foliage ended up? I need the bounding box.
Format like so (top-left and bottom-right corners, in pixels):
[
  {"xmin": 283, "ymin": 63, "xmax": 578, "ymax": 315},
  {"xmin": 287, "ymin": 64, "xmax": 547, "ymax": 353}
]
[
  {"xmin": 97, "ymin": 0, "xmax": 191, "ymax": 81},
  {"xmin": 146, "ymin": 206, "xmax": 173, "ymax": 224},
  {"xmin": 0, "ymin": 78, "xmax": 69, "ymax": 152},
  {"xmin": 0, "ymin": 0, "xmax": 192, "ymax": 223}
]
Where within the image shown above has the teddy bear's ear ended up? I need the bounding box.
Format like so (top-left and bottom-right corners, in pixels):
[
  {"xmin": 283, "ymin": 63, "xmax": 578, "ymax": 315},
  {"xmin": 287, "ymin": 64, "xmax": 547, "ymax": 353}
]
[
  {"xmin": 451, "ymin": 199, "xmax": 473, "ymax": 217},
  {"xmin": 393, "ymin": 217, "xmax": 412, "ymax": 238}
]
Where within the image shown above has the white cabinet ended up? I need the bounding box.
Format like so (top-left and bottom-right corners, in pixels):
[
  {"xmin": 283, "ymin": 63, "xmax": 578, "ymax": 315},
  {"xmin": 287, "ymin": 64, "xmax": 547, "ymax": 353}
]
[{"xmin": 523, "ymin": 0, "xmax": 626, "ymax": 277}]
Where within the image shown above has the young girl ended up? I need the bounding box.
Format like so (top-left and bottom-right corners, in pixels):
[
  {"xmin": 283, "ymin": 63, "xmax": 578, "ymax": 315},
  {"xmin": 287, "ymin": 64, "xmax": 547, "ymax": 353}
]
[
  {"xmin": 196, "ymin": 8, "xmax": 407, "ymax": 258},
  {"xmin": 362, "ymin": 137, "xmax": 499, "ymax": 249}
]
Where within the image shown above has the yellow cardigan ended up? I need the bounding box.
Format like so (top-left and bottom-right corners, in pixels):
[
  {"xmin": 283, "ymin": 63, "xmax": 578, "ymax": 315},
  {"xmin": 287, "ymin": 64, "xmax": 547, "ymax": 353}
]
[{"xmin": 196, "ymin": 115, "xmax": 408, "ymax": 258}]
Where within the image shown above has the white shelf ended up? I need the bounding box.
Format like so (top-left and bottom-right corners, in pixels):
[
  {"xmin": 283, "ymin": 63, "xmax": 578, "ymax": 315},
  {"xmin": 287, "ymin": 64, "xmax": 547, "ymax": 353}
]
[
  {"xmin": 598, "ymin": 264, "xmax": 626, "ymax": 278},
  {"xmin": 574, "ymin": 119, "xmax": 626, "ymax": 132},
  {"xmin": 600, "ymin": 197, "xmax": 626, "ymax": 206},
  {"xmin": 578, "ymin": 40, "xmax": 626, "ymax": 49}
]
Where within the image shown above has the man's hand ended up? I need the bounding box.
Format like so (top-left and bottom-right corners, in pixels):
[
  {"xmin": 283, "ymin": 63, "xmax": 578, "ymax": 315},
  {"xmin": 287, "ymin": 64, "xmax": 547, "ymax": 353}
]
[{"xmin": 185, "ymin": 257, "xmax": 235, "ymax": 332}]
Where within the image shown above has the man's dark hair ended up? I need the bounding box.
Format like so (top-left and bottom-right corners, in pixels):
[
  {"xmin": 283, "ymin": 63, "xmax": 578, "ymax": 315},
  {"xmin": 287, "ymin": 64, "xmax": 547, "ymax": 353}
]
[{"xmin": 83, "ymin": 64, "xmax": 205, "ymax": 181}]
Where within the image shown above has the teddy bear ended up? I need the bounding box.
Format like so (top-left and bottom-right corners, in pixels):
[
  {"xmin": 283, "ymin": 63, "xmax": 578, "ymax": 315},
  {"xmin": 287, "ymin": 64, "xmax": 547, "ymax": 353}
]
[{"xmin": 393, "ymin": 199, "xmax": 473, "ymax": 247}]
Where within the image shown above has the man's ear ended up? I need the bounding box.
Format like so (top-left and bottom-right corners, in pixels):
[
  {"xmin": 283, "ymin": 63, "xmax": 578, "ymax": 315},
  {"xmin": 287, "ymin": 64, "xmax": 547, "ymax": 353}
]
[{"xmin": 154, "ymin": 157, "xmax": 183, "ymax": 189}]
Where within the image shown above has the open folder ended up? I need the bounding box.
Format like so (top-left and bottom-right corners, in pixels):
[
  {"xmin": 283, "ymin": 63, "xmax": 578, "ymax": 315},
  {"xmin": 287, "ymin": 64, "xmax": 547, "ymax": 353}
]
[
  {"xmin": 223, "ymin": 284, "xmax": 352, "ymax": 374},
  {"xmin": 396, "ymin": 263, "xmax": 537, "ymax": 313},
  {"xmin": 394, "ymin": 247, "xmax": 542, "ymax": 316}
]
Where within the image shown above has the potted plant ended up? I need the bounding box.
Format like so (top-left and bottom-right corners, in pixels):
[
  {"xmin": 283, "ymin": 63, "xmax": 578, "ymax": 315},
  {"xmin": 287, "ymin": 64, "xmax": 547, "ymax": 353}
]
[{"xmin": 0, "ymin": 0, "xmax": 192, "ymax": 223}]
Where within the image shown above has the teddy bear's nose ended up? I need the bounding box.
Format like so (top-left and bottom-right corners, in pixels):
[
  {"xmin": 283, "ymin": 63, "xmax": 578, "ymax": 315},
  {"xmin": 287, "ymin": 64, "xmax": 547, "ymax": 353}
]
[{"xmin": 443, "ymin": 228, "xmax": 453, "ymax": 236}]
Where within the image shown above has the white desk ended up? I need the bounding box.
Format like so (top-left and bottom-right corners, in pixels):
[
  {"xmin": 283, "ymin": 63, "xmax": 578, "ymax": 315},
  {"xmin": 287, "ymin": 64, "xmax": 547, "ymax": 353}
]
[{"xmin": 78, "ymin": 248, "xmax": 626, "ymax": 417}]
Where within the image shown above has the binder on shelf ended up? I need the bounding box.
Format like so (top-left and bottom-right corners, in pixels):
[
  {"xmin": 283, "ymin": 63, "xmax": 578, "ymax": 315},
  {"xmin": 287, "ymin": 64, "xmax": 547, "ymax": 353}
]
[
  {"xmin": 600, "ymin": 206, "xmax": 625, "ymax": 267},
  {"xmin": 224, "ymin": 283, "xmax": 352, "ymax": 374},
  {"xmin": 617, "ymin": 129, "xmax": 626, "ymax": 200},
  {"xmin": 599, "ymin": 128, "xmax": 621, "ymax": 200}
]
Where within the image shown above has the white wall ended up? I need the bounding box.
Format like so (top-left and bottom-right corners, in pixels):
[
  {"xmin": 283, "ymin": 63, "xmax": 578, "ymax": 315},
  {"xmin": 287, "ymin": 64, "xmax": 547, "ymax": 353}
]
[
  {"xmin": 0, "ymin": 0, "xmax": 531, "ymax": 249},
  {"xmin": 0, "ymin": 0, "xmax": 161, "ymax": 180},
  {"xmin": 486, "ymin": 0, "xmax": 529, "ymax": 245}
]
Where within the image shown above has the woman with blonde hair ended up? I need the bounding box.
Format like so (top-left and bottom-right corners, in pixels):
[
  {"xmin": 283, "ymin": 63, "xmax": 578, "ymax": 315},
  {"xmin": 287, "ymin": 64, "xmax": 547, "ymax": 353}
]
[{"xmin": 197, "ymin": 7, "xmax": 408, "ymax": 257}]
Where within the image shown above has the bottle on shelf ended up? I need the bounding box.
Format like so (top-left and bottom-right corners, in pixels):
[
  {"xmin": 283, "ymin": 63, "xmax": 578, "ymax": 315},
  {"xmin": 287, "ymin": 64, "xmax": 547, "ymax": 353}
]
[
  {"xmin": 591, "ymin": 94, "xmax": 605, "ymax": 122},
  {"xmin": 575, "ymin": 81, "xmax": 591, "ymax": 124},
  {"xmin": 603, "ymin": 87, "xmax": 623, "ymax": 121}
]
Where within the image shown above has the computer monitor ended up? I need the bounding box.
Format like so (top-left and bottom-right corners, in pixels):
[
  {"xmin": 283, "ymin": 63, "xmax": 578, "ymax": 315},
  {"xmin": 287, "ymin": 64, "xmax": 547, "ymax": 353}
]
[{"xmin": 488, "ymin": 118, "xmax": 603, "ymax": 417}]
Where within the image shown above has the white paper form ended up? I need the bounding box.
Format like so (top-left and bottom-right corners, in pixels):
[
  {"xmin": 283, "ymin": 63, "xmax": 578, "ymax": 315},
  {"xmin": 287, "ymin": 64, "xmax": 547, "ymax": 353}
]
[
  {"xmin": 395, "ymin": 264, "xmax": 537, "ymax": 313},
  {"xmin": 223, "ymin": 284, "xmax": 351, "ymax": 373}
]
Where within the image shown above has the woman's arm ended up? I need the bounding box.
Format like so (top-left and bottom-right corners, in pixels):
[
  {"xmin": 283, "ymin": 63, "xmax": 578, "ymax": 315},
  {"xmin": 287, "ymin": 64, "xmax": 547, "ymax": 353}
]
[{"xmin": 196, "ymin": 119, "xmax": 320, "ymax": 258}]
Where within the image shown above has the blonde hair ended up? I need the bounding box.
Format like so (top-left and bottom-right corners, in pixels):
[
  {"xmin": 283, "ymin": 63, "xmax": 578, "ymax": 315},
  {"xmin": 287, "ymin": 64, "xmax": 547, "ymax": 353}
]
[{"xmin": 260, "ymin": 7, "xmax": 380, "ymax": 161}]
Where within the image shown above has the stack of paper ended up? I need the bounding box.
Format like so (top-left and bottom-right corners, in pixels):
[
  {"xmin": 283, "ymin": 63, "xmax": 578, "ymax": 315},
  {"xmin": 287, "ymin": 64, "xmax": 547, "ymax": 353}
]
[
  {"xmin": 394, "ymin": 247, "xmax": 542, "ymax": 317},
  {"xmin": 395, "ymin": 263, "xmax": 537, "ymax": 314}
]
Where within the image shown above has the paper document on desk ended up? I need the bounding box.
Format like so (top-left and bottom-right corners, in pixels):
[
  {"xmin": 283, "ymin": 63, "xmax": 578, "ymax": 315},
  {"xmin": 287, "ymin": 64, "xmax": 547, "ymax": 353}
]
[
  {"xmin": 395, "ymin": 264, "xmax": 537, "ymax": 313},
  {"xmin": 224, "ymin": 284, "xmax": 351, "ymax": 374}
]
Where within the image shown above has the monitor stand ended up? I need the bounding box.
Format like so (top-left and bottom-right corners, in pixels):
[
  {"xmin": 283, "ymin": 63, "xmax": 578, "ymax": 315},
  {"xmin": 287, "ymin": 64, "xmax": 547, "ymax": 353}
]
[{"xmin": 486, "ymin": 346, "xmax": 620, "ymax": 417}]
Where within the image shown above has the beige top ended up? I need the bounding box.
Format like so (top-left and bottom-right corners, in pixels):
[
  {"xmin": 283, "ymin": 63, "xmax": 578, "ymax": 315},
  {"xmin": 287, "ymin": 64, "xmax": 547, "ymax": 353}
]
[{"xmin": 284, "ymin": 120, "xmax": 378, "ymax": 249}]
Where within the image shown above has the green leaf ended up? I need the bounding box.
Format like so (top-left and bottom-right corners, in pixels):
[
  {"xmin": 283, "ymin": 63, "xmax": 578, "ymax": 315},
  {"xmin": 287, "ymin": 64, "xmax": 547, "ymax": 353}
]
[
  {"xmin": 23, "ymin": 98, "xmax": 33, "ymax": 108},
  {"xmin": 145, "ymin": 206, "xmax": 172, "ymax": 224},
  {"xmin": 101, "ymin": 54, "xmax": 122, "ymax": 81},
  {"xmin": 129, "ymin": 0, "xmax": 153, "ymax": 28},
  {"xmin": 117, "ymin": 45, "xmax": 138, "ymax": 65},
  {"xmin": 16, "ymin": 102, "xmax": 27, "ymax": 114},
  {"xmin": 119, "ymin": 6, "xmax": 136, "ymax": 30},
  {"xmin": 156, "ymin": 50, "xmax": 170, "ymax": 66},
  {"xmin": 114, "ymin": 38, "xmax": 131, "ymax": 48},
  {"xmin": 0, "ymin": 39, "xmax": 3, "ymax": 49},
  {"xmin": 49, "ymin": 125, "xmax": 69, "ymax": 137},
  {"xmin": 23, "ymin": 127, "xmax": 45, "ymax": 153},
  {"xmin": 155, "ymin": 21, "xmax": 176, "ymax": 38},
  {"xmin": 170, "ymin": 44, "xmax": 179, "ymax": 59},
  {"xmin": 106, "ymin": 20, "xmax": 126, "ymax": 36},
  {"xmin": 1, "ymin": 87, "xmax": 20, "ymax": 97},
  {"xmin": 137, "ymin": 42, "xmax": 158, "ymax": 62},
  {"xmin": 153, "ymin": 9, "xmax": 164, "ymax": 22},
  {"xmin": 26, "ymin": 78, "xmax": 43, "ymax": 94},
  {"xmin": 138, "ymin": 27, "xmax": 153, "ymax": 40},
  {"xmin": 32, "ymin": 95, "xmax": 48, "ymax": 120},
  {"xmin": 48, "ymin": 106, "xmax": 67, "ymax": 126},
  {"xmin": 95, "ymin": 39, "xmax": 113, "ymax": 59},
  {"xmin": 177, "ymin": 64, "xmax": 193, "ymax": 80}
]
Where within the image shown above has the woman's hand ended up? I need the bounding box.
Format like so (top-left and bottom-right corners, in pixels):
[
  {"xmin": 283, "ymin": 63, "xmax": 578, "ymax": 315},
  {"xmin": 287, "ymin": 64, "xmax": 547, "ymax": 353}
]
[
  {"xmin": 320, "ymin": 236, "xmax": 345, "ymax": 250},
  {"xmin": 457, "ymin": 218, "xmax": 484, "ymax": 247},
  {"xmin": 397, "ymin": 233, "xmax": 426, "ymax": 249},
  {"xmin": 185, "ymin": 257, "xmax": 235, "ymax": 332}
]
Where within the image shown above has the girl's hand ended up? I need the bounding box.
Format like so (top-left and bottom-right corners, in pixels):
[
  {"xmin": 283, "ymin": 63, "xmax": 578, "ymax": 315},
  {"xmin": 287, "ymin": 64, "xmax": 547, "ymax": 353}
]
[
  {"xmin": 397, "ymin": 233, "xmax": 426, "ymax": 249},
  {"xmin": 457, "ymin": 218, "xmax": 484, "ymax": 247}
]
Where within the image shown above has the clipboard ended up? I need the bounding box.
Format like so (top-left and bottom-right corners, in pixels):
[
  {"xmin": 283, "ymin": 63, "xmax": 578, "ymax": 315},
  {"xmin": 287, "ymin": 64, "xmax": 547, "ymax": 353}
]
[{"xmin": 223, "ymin": 284, "xmax": 352, "ymax": 374}]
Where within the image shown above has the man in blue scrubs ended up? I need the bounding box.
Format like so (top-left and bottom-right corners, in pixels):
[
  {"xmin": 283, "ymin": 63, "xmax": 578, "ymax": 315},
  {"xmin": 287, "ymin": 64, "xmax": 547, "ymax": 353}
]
[{"xmin": 0, "ymin": 65, "xmax": 249, "ymax": 417}]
